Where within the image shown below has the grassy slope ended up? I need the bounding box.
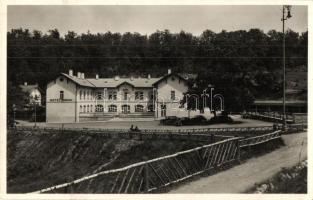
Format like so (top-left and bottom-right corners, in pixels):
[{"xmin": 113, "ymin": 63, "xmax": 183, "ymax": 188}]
[{"xmin": 7, "ymin": 130, "xmax": 207, "ymax": 193}]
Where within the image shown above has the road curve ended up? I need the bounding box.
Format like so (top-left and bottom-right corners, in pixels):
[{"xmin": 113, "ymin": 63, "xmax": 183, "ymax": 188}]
[{"xmin": 169, "ymin": 131, "xmax": 307, "ymax": 193}]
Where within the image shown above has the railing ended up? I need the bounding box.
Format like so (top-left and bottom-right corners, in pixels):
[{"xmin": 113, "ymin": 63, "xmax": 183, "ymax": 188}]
[
  {"xmin": 13, "ymin": 125, "xmax": 274, "ymax": 135},
  {"xmin": 243, "ymin": 112, "xmax": 295, "ymax": 123},
  {"xmin": 239, "ymin": 130, "xmax": 282, "ymax": 148},
  {"xmin": 32, "ymin": 137, "xmax": 240, "ymax": 193}
]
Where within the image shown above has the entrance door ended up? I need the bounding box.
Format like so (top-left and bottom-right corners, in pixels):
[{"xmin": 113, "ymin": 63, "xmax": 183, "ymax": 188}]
[
  {"xmin": 161, "ymin": 104, "xmax": 166, "ymax": 117},
  {"xmin": 121, "ymin": 105, "xmax": 130, "ymax": 114}
]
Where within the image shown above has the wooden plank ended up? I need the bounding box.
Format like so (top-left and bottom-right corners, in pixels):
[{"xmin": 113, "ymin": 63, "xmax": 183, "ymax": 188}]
[
  {"xmin": 118, "ymin": 169, "xmax": 130, "ymax": 193},
  {"xmin": 164, "ymin": 159, "xmax": 179, "ymax": 180},
  {"xmin": 149, "ymin": 163, "xmax": 166, "ymax": 186},
  {"xmin": 110, "ymin": 171, "xmax": 122, "ymax": 193},
  {"xmin": 159, "ymin": 163, "xmax": 172, "ymax": 183},
  {"xmin": 124, "ymin": 167, "xmax": 137, "ymax": 193},
  {"xmin": 204, "ymin": 145, "xmax": 216, "ymax": 169},
  {"xmin": 137, "ymin": 177, "xmax": 144, "ymax": 193},
  {"xmin": 207, "ymin": 145, "xmax": 219, "ymax": 168},
  {"xmin": 211, "ymin": 143, "xmax": 222, "ymax": 167},
  {"xmin": 133, "ymin": 166, "xmax": 144, "ymax": 193},
  {"xmin": 223, "ymin": 140, "xmax": 234, "ymax": 163},
  {"xmin": 168, "ymin": 157, "xmax": 183, "ymax": 178},
  {"xmin": 218, "ymin": 141, "xmax": 229, "ymax": 164},
  {"xmin": 174, "ymin": 157, "xmax": 188, "ymax": 176}
]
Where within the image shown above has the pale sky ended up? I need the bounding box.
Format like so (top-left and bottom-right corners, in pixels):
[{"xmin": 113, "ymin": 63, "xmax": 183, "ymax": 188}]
[{"xmin": 7, "ymin": 5, "xmax": 308, "ymax": 36}]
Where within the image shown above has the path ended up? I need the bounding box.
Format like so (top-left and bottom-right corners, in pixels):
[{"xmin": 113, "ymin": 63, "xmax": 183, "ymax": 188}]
[
  {"xmin": 16, "ymin": 116, "xmax": 273, "ymax": 130},
  {"xmin": 169, "ymin": 131, "xmax": 307, "ymax": 193}
]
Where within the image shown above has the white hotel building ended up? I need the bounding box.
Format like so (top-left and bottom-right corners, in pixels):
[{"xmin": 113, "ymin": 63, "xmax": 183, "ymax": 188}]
[{"xmin": 46, "ymin": 69, "xmax": 190, "ymax": 122}]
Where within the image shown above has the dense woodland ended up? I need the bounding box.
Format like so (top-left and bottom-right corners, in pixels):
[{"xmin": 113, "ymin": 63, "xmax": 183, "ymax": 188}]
[{"xmin": 7, "ymin": 28, "xmax": 307, "ymax": 111}]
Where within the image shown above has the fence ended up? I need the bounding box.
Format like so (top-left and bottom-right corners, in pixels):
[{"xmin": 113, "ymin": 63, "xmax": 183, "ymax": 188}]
[
  {"xmin": 242, "ymin": 112, "xmax": 295, "ymax": 124},
  {"xmin": 13, "ymin": 125, "xmax": 274, "ymax": 136},
  {"xmin": 239, "ymin": 130, "xmax": 282, "ymax": 148},
  {"xmin": 32, "ymin": 137, "xmax": 240, "ymax": 193},
  {"xmin": 30, "ymin": 128, "xmax": 286, "ymax": 194}
]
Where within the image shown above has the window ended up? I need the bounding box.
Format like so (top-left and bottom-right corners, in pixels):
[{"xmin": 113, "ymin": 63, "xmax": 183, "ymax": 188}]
[
  {"xmin": 123, "ymin": 90, "xmax": 128, "ymax": 100},
  {"xmin": 171, "ymin": 91, "xmax": 175, "ymax": 100},
  {"xmin": 87, "ymin": 105, "xmax": 89, "ymax": 112},
  {"xmin": 60, "ymin": 77, "xmax": 64, "ymax": 82},
  {"xmin": 83, "ymin": 105, "xmax": 86, "ymax": 113},
  {"xmin": 97, "ymin": 92, "xmax": 102, "ymax": 100},
  {"xmin": 95, "ymin": 104, "xmax": 103, "ymax": 112},
  {"xmin": 135, "ymin": 105, "xmax": 144, "ymax": 112},
  {"xmin": 108, "ymin": 91, "xmax": 117, "ymax": 100},
  {"xmin": 60, "ymin": 91, "xmax": 64, "ymax": 100},
  {"xmin": 148, "ymin": 105, "xmax": 154, "ymax": 112},
  {"xmin": 135, "ymin": 91, "xmax": 144, "ymax": 100},
  {"xmin": 80, "ymin": 90, "xmax": 82, "ymax": 100},
  {"xmin": 80, "ymin": 105, "xmax": 82, "ymax": 113},
  {"xmin": 148, "ymin": 91, "xmax": 153, "ymax": 100},
  {"xmin": 90, "ymin": 105, "xmax": 93, "ymax": 112},
  {"xmin": 108, "ymin": 105, "xmax": 117, "ymax": 112},
  {"xmin": 161, "ymin": 104, "xmax": 166, "ymax": 117},
  {"xmin": 84, "ymin": 91, "xmax": 86, "ymax": 100},
  {"xmin": 121, "ymin": 105, "xmax": 130, "ymax": 114}
]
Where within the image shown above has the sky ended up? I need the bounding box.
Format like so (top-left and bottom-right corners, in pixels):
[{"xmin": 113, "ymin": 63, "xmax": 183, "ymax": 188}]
[{"xmin": 7, "ymin": 5, "xmax": 308, "ymax": 36}]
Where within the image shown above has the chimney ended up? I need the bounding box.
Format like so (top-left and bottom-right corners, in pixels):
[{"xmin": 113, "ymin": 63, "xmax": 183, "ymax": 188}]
[
  {"xmin": 81, "ymin": 73, "xmax": 85, "ymax": 79},
  {"xmin": 96, "ymin": 74, "xmax": 99, "ymax": 79},
  {"xmin": 24, "ymin": 82, "xmax": 27, "ymax": 86},
  {"xmin": 77, "ymin": 72, "xmax": 81, "ymax": 78},
  {"xmin": 69, "ymin": 69, "xmax": 73, "ymax": 76},
  {"xmin": 168, "ymin": 69, "xmax": 171, "ymax": 74},
  {"xmin": 114, "ymin": 76, "xmax": 119, "ymax": 81},
  {"xmin": 148, "ymin": 74, "xmax": 151, "ymax": 79}
]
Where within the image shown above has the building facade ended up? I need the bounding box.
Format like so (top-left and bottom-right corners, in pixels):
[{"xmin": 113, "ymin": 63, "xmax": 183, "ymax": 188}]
[
  {"xmin": 19, "ymin": 82, "xmax": 42, "ymax": 107},
  {"xmin": 46, "ymin": 69, "xmax": 190, "ymax": 123}
]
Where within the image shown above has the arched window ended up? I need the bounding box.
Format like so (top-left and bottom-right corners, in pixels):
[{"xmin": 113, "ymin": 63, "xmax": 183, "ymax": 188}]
[
  {"xmin": 121, "ymin": 105, "xmax": 130, "ymax": 114},
  {"xmin": 83, "ymin": 105, "xmax": 86, "ymax": 113},
  {"xmin": 135, "ymin": 105, "xmax": 144, "ymax": 112},
  {"xmin": 87, "ymin": 105, "xmax": 89, "ymax": 112},
  {"xmin": 108, "ymin": 105, "xmax": 117, "ymax": 112},
  {"xmin": 80, "ymin": 105, "xmax": 82, "ymax": 113},
  {"xmin": 95, "ymin": 105, "xmax": 104, "ymax": 112},
  {"xmin": 90, "ymin": 105, "xmax": 93, "ymax": 112}
]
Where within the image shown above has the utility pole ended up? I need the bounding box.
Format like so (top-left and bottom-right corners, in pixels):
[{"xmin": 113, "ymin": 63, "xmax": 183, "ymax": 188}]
[{"xmin": 282, "ymin": 5, "xmax": 292, "ymax": 130}]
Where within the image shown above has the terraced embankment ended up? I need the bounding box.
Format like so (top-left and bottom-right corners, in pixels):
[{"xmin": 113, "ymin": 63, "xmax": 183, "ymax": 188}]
[{"xmin": 7, "ymin": 130, "xmax": 207, "ymax": 193}]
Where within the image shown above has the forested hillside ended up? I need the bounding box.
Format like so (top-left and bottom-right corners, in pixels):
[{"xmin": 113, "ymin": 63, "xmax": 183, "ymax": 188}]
[{"xmin": 7, "ymin": 28, "xmax": 307, "ymax": 111}]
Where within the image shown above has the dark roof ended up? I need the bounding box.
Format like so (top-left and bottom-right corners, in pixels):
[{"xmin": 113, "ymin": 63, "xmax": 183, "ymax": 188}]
[
  {"xmin": 19, "ymin": 84, "xmax": 42, "ymax": 93},
  {"xmin": 87, "ymin": 77, "xmax": 161, "ymax": 88},
  {"xmin": 253, "ymin": 100, "xmax": 307, "ymax": 106}
]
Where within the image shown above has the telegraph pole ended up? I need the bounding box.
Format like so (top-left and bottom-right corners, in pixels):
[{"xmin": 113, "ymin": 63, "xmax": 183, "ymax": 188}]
[{"xmin": 282, "ymin": 5, "xmax": 292, "ymax": 130}]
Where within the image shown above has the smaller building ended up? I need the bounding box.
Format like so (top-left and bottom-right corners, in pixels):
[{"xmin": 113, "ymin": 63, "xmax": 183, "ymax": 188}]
[
  {"xmin": 252, "ymin": 99, "xmax": 307, "ymax": 113},
  {"xmin": 19, "ymin": 82, "xmax": 42, "ymax": 107}
]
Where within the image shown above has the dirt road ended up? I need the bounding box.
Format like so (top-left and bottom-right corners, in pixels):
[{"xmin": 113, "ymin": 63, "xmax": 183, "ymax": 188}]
[{"xmin": 169, "ymin": 131, "xmax": 307, "ymax": 193}]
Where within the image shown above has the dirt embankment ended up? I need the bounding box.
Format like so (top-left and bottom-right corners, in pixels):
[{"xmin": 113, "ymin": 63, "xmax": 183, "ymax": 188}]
[{"xmin": 7, "ymin": 130, "xmax": 207, "ymax": 193}]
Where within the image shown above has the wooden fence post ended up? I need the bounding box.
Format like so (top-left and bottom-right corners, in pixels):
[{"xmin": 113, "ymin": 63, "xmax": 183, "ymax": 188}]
[
  {"xmin": 236, "ymin": 139, "xmax": 241, "ymax": 163},
  {"xmin": 144, "ymin": 164, "xmax": 149, "ymax": 193}
]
